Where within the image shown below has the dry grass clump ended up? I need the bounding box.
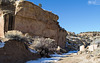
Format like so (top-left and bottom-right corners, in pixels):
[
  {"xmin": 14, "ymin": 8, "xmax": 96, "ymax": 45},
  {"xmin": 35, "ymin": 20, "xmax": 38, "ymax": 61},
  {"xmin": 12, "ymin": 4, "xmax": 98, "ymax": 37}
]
[
  {"xmin": 31, "ymin": 37, "xmax": 55, "ymax": 49},
  {"xmin": 5, "ymin": 30, "xmax": 33, "ymax": 46},
  {"xmin": 5, "ymin": 30, "xmax": 24, "ymax": 40},
  {"xmin": 29, "ymin": 37, "xmax": 56, "ymax": 57}
]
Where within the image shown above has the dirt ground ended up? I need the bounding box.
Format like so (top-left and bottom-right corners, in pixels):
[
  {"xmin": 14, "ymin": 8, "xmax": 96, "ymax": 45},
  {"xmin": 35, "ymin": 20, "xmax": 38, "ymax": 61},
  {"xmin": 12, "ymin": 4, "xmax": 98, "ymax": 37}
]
[{"xmin": 57, "ymin": 53, "xmax": 100, "ymax": 63}]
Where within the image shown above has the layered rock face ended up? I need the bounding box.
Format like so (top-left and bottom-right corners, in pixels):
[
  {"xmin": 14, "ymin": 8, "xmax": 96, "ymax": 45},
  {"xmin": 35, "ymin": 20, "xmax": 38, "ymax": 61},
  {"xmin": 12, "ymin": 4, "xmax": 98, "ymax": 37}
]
[
  {"xmin": 14, "ymin": 1, "xmax": 67, "ymax": 48},
  {"xmin": 0, "ymin": 0, "xmax": 15, "ymax": 38},
  {"xmin": 0, "ymin": 1, "xmax": 67, "ymax": 48},
  {"xmin": 0, "ymin": 12, "xmax": 4, "ymax": 38}
]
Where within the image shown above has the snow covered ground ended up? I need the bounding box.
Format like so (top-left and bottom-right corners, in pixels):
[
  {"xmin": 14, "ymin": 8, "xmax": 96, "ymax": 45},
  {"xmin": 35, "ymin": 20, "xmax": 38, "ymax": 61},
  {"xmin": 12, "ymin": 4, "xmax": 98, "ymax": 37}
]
[
  {"xmin": 26, "ymin": 51, "xmax": 78, "ymax": 63},
  {"xmin": 0, "ymin": 41, "xmax": 5, "ymax": 48},
  {"xmin": 28, "ymin": 48, "xmax": 37, "ymax": 53}
]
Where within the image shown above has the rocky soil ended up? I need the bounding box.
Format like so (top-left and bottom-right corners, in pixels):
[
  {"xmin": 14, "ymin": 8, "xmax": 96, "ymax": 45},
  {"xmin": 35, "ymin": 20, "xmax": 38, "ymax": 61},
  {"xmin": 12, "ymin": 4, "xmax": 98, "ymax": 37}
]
[
  {"xmin": 66, "ymin": 31, "xmax": 91, "ymax": 51},
  {"xmin": 0, "ymin": 40, "xmax": 40, "ymax": 63},
  {"xmin": 66, "ymin": 31, "xmax": 100, "ymax": 51},
  {"xmin": 57, "ymin": 53, "xmax": 100, "ymax": 63}
]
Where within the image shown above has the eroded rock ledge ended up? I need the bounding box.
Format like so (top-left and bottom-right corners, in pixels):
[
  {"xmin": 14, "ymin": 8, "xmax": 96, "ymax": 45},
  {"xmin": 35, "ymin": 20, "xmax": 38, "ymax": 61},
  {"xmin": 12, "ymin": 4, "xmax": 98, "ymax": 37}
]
[
  {"xmin": 0, "ymin": 1, "xmax": 67, "ymax": 48},
  {"xmin": 14, "ymin": 1, "xmax": 67, "ymax": 48}
]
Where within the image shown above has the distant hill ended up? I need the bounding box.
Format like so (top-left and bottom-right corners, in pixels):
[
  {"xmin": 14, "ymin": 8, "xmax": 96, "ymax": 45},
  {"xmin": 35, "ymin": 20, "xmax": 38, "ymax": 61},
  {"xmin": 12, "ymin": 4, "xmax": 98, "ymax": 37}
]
[
  {"xmin": 78, "ymin": 31, "xmax": 100, "ymax": 37},
  {"xmin": 66, "ymin": 31, "xmax": 100, "ymax": 51}
]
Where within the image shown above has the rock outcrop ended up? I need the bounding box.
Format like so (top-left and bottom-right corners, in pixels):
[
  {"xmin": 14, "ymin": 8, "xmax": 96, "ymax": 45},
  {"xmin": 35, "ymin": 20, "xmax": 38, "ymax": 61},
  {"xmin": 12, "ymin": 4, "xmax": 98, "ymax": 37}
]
[
  {"xmin": 78, "ymin": 32, "xmax": 100, "ymax": 44},
  {"xmin": 14, "ymin": 1, "xmax": 67, "ymax": 48},
  {"xmin": 66, "ymin": 31, "xmax": 90, "ymax": 51},
  {"xmin": 0, "ymin": 11, "xmax": 4, "ymax": 38},
  {"xmin": 0, "ymin": 1, "xmax": 67, "ymax": 48},
  {"xmin": 78, "ymin": 32, "xmax": 100, "ymax": 37}
]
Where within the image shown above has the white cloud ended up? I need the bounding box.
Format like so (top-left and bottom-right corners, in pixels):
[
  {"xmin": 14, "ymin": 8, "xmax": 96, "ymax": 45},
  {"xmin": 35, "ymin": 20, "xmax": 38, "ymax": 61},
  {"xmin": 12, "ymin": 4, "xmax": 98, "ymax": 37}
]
[
  {"xmin": 88, "ymin": 0, "xmax": 100, "ymax": 5},
  {"xmin": 88, "ymin": 1, "xmax": 92, "ymax": 4}
]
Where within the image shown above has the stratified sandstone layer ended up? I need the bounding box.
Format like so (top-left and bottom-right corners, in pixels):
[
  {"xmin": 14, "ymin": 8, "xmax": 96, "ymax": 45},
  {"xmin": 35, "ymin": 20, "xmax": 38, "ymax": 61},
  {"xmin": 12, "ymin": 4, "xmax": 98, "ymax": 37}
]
[
  {"xmin": 14, "ymin": 1, "xmax": 67, "ymax": 48},
  {"xmin": 0, "ymin": 11, "xmax": 4, "ymax": 38}
]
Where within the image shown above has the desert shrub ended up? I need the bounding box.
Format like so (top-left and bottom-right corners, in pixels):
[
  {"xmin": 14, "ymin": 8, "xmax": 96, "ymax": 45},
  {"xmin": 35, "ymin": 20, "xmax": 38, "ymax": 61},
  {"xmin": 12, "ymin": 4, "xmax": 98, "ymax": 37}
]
[
  {"xmin": 29, "ymin": 37, "xmax": 56, "ymax": 57},
  {"xmin": 5, "ymin": 30, "xmax": 33, "ymax": 46},
  {"xmin": 32, "ymin": 38, "xmax": 55, "ymax": 48},
  {"xmin": 5, "ymin": 30, "xmax": 57, "ymax": 57},
  {"xmin": 5, "ymin": 30, "xmax": 24, "ymax": 40},
  {"xmin": 38, "ymin": 3, "xmax": 42, "ymax": 7}
]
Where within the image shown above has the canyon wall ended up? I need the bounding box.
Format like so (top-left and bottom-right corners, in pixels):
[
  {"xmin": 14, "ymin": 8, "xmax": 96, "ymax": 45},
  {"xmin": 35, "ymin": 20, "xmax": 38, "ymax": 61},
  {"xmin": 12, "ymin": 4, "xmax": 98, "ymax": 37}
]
[{"xmin": 14, "ymin": 1, "xmax": 67, "ymax": 48}]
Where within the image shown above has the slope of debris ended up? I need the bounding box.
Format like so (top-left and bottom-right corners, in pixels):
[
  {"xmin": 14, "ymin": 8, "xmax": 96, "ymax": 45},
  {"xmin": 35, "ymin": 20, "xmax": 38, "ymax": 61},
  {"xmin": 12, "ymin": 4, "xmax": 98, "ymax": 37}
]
[{"xmin": 66, "ymin": 31, "xmax": 92, "ymax": 51}]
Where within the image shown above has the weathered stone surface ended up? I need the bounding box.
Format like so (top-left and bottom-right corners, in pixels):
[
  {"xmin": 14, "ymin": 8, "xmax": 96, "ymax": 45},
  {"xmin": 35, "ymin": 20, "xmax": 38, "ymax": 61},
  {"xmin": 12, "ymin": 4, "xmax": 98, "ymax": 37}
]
[
  {"xmin": 66, "ymin": 31, "xmax": 87, "ymax": 51},
  {"xmin": 0, "ymin": 11, "xmax": 4, "ymax": 38},
  {"xmin": 88, "ymin": 45, "xmax": 94, "ymax": 51},
  {"xmin": 58, "ymin": 29, "xmax": 67, "ymax": 48},
  {"xmin": 80, "ymin": 45, "xmax": 85, "ymax": 51},
  {"xmin": 0, "ymin": 1, "xmax": 67, "ymax": 48},
  {"xmin": 15, "ymin": 1, "xmax": 59, "ymax": 22},
  {"xmin": 14, "ymin": 1, "xmax": 67, "ymax": 48}
]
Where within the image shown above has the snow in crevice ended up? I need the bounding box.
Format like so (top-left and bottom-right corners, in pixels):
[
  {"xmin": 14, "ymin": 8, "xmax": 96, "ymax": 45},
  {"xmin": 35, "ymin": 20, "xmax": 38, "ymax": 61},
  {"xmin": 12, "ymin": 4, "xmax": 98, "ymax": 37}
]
[
  {"xmin": 26, "ymin": 51, "xmax": 78, "ymax": 63},
  {"xmin": 0, "ymin": 42, "xmax": 5, "ymax": 48}
]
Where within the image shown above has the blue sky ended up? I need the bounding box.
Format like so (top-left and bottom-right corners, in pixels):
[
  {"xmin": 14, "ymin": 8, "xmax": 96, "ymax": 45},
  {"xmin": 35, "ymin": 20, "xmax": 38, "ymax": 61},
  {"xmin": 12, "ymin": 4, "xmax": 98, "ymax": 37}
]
[{"xmin": 27, "ymin": 0, "xmax": 100, "ymax": 34}]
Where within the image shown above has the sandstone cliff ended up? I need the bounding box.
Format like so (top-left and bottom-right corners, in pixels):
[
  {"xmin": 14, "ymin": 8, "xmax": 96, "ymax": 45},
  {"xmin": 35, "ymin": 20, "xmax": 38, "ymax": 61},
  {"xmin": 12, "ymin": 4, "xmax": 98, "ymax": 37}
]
[
  {"xmin": 14, "ymin": 1, "xmax": 67, "ymax": 48},
  {"xmin": 0, "ymin": 1, "xmax": 67, "ymax": 48}
]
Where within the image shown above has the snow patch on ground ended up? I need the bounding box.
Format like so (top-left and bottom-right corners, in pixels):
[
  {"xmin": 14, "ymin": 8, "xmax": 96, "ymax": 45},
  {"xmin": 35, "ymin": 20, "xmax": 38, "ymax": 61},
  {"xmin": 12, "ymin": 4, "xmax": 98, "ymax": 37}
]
[
  {"xmin": 29, "ymin": 48, "xmax": 37, "ymax": 53},
  {"xmin": 26, "ymin": 51, "xmax": 78, "ymax": 63},
  {"xmin": 0, "ymin": 42, "xmax": 5, "ymax": 48}
]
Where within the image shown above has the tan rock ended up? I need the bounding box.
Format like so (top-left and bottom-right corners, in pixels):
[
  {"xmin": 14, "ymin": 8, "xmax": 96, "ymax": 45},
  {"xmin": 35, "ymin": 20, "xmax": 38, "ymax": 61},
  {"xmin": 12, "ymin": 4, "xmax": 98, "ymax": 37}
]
[
  {"xmin": 88, "ymin": 45, "xmax": 94, "ymax": 52},
  {"xmin": 80, "ymin": 45, "xmax": 85, "ymax": 51},
  {"xmin": 86, "ymin": 55, "xmax": 92, "ymax": 59},
  {"xmin": 13, "ymin": 1, "xmax": 67, "ymax": 48},
  {"xmin": 0, "ymin": 11, "xmax": 4, "ymax": 38},
  {"xmin": 78, "ymin": 51, "xmax": 82, "ymax": 55},
  {"xmin": 93, "ymin": 44, "xmax": 98, "ymax": 50},
  {"xmin": 0, "ymin": 1, "xmax": 67, "ymax": 48}
]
